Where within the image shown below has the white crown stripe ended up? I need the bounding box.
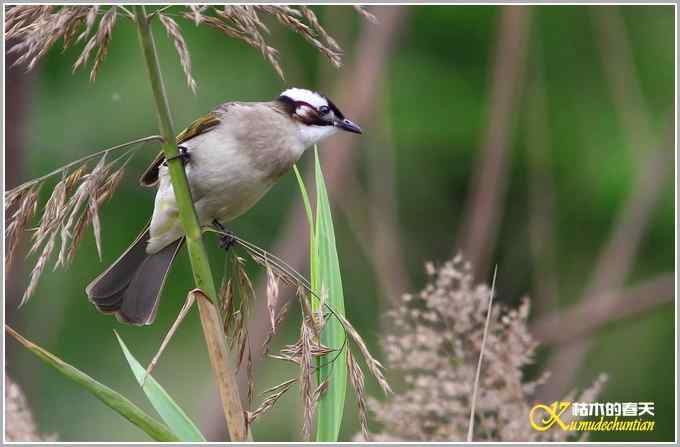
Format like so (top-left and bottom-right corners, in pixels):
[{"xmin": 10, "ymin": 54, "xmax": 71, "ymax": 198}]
[{"xmin": 280, "ymin": 87, "xmax": 328, "ymax": 110}]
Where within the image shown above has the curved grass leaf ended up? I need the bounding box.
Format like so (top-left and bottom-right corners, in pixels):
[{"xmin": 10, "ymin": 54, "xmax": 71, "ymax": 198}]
[
  {"xmin": 114, "ymin": 331, "xmax": 206, "ymax": 442},
  {"xmin": 294, "ymin": 149, "xmax": 349, "ymax": 441},
  {"xmin": 6, "ymin": 326, "xmax": 179, "ymax": 442},
  {"xmin": 312, "ymin": 148, "xmax": 348, "ymax": 442}
]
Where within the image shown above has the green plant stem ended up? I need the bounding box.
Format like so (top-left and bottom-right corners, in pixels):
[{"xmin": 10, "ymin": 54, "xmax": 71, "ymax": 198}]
[{"xmin": 133, "ymin": 6, "xmax": 250, "ymax": 442}]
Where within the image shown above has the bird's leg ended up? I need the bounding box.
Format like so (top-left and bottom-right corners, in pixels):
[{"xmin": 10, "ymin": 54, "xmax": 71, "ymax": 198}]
[
  {"xmin": 213, "ymin": 219, "xmax": 235, "ymax": 251},
  {"xmin": 166, "ymin": 145, "xmax": 191, "ymax": 166}
]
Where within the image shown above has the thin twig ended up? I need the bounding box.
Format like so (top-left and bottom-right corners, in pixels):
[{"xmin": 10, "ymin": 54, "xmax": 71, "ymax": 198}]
[
  {"xmin": 143, "ymin": 288, "xmax": 197, "ymax": 383},
  {"xmin": 6, "ymin": 135, "xmax": 161, "ymax": 191},
  {"xmin": 467, "ymin": 266, "xmax": 497, "ymax": 442}
]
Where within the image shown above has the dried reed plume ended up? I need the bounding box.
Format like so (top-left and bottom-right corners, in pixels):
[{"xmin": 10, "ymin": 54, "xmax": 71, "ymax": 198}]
[
  {"xmin": 360, "ymin": 256, "xmax": 607, "ymax": 442},
  {"xmin": 219, "ymin": 255, "xmax": 256, "ymax": 406},
  {"xmin": 211, "ymin": 231, "xmax": 391, "ymax": 439},
  {"xmin": 4, "ymin": 137, "xmax": 156, "ymax": 305},
  {"xmin": 5, "ymin": 376, "xmax": 57, "ymax": 441},
  {"xmin": 6, "ymin": 5, "xmax": 375, "ymax": 89}
]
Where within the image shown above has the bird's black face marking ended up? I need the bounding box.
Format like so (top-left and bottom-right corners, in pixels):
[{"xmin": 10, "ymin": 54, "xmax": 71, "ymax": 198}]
[
  {"xmin": 277, "ymin": 92, "xmax": 359, "ymax": 133},
  {"xmin": 323, "ymin": 97, "xmax": 345, "ymax": 121},
  {"xmin": 278, "ymin": 94, "xmax": 333, "ymax": 127},
  {"xmin": 277, "ymin": 94, "xmax": 297, "ymax": 115}
]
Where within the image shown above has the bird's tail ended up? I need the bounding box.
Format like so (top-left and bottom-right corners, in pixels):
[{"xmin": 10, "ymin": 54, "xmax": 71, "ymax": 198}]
[{"xmin": 85, "ymin": 226, "xmax": 184, "ymax": 325}]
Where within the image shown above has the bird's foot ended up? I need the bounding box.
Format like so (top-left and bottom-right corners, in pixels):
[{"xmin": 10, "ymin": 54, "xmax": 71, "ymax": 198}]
[
  {"xmin": 167, "ymin": 146, "xmax": 190, "ymax": 165},
  {"xmin": 213, "ymin": 220, "xmax": 235, "ymax": 251}
]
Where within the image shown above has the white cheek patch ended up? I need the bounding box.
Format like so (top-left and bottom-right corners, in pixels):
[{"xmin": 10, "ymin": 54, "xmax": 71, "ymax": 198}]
[{"xmin": 296, "ymin": 105, "xmax": 317, "ymax": 121}]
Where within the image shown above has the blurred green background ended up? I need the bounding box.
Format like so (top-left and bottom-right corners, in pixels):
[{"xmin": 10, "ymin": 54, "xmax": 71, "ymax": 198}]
[{"xmin": 5, "ymin": 5, "xmax": 675, "ymax": 442}]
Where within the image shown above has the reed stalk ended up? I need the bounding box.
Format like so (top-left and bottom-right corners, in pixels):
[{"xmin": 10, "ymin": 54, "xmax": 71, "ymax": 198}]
[{"xmin": 133, "ymin": 6, "xmax": 250, "ymax": 441}]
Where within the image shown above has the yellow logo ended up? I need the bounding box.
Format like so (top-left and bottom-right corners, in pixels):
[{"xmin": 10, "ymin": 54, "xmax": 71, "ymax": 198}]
[{"xmin": 529, "ymin": 401, "xmax": 571, "ymax": 431}]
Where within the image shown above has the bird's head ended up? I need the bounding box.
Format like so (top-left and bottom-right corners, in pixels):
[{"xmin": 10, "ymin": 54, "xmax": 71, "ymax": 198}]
[{"xmin": 277, "ymin": 87, "xmax": 362, "ymax": 147}]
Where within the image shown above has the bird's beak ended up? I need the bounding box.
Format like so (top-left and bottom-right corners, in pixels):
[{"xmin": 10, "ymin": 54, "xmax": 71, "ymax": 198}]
[{"xmin": 335, "ymin": 118, "xmax": 362, "ymax": 134}]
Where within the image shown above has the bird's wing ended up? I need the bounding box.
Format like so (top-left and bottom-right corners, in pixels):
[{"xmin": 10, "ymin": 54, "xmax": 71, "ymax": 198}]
[{"xmin": 139, "ymin": 111, "xmax": 222, "ymax": 187}]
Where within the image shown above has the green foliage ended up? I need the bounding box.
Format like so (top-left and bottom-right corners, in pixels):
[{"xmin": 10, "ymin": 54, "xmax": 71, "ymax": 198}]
[
  {"xmin": 7, "ymin": 327, "xmax": 179, "ymax": 442},
  {"xmin": 294, "ymin": 148, "xmax": 348, "ymax": 441},
  {"xmin": 115, "ymin": 332, "xmax": 206, "ymax": 442}
]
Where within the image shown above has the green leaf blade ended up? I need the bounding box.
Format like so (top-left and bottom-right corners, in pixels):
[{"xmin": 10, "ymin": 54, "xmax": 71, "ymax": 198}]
[
  {"xmin": 6, "ymin": 326, "xmax": 179, "ymax": 442},
  {"xmin": 115, "ymin": 332, "xmax": 206, "ymax": 442},
  {"xmin": 312, "ymin": 148, "xmax": 348, "ymax": 442}
]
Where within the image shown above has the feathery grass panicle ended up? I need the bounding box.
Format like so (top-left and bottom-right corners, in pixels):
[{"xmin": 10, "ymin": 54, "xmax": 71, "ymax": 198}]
[
  {"xmin": 265, "ymin": 264, "xmax": 280, "ymax": 332},
  {"xmin": 353, "ymin": 6, "xmax": 379, "ymax": 24},
  {"xmin": 7, "ymin": 5, "xmax": 374, "ymax": 90},
  {"xmin": 88, "ymin": 7, "xmax": 117, "ymax": 81},
  {"xmin": 359, "ymin": 256, "xmax": 606, "ymax": 442},
  {"xmin": 347, "ymin": 349, "xmax": 369, "ymax": 440},
  {"xmin": 158, "ymin": 14, "xmax": 197, "ymax": 93},
  {"xmin": 246, "ymin": 378, "xmax": 297, "ymax": 427},
  {"xmin": 5, "ymin": 184, "xmax": 40, "ymax": 270},
  {"xmin": 5, "ymin": 138, "xmax": 141, "ymax": 304},
  {"xmin": 21, "ymin": 234, "xmax": 55, "ymax": 306},
  {"xmin": 211, "ymin": 229, "xmax": 389, "ymax": 436},
  {"xmin": 219, "ymin": 255, "xmax": 257, "ymax": 405},
  {"xmin": 333, "ymin": 310, "xmax": 391, "ymax": 395},
  {"xmin": 262, "ymin": 301, "xmax": 289, "ymax": 354}
]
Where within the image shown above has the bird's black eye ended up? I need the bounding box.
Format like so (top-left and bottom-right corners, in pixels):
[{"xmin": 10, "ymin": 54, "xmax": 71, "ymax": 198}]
[{"xmin": 318, "ymin": 105, "xmax": 330, "ymax": 115}]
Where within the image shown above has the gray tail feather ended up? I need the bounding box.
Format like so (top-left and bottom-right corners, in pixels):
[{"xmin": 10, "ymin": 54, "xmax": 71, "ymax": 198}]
[{"xmin": 86, "ymin": 227, "xmax": 184, "ymax": 325}]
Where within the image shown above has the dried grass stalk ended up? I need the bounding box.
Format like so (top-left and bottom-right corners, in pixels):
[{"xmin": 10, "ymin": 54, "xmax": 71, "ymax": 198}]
[
  {"xmin": 262, "ymin": 301, "xmax": 289, "ymax": 354},
  {"xmin": 87, "ymin": 162, "xmax": 109, "ymax": 260},
  {"xmin": 354, "ymin": 6, "xmax": 379, "ymax": 24},
  {"xmin": 265, "ymin": 265, "xmax": 280, "ymax": 332},
  {"xmin": 227, "ymin": 234, "xmax": 392, "ymax": 437},
  {"xmin": 159, "ymin": 14, "xmax": 197, "ymax": 93},
  {"xmin": 21, "ymin": 234, "xmax": 56, "ymax": 306},
  {"xmin": 467, "ymin": 267, "xmax": 497, "ymax": 442},
  {"xmin": 334, "ymin": 311, "xmax": 391, "ymax": 394},
  {"xmin": 76, "ymin": 6, "xmax": 99, "ymax": 44},
  {"xmin": 246, "ymin": 378, "xmax": 297, "ymax": 426},
  {"xmin": 89, "ymin": 7, "xmax": 117, "ymax": 81},
  {"xmin": 144, "ymin": 289, "xmax": 197, "ymax": 382},
  {"xmin": 347, "ymin": 349, "xmax": 369, "ymax": 440},
  {"xmin": 8, "ymin": 5, "xmax": 374, "ymax": 90},
  {"xmin": 5, "ymin": 139, "xmax": 137, "ymax": 304},
  {"xmin": 5, "ymin": 185, "xmax": 40, "ymax": 270}
]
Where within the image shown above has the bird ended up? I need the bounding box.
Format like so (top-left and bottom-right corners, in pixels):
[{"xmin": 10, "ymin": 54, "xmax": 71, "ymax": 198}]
[{"xmin": 85, "ymin": 87, "xmax": 362, "ymax": 325}]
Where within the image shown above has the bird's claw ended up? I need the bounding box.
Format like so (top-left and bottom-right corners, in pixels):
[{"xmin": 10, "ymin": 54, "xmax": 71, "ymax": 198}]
[
  {"xmin": 213, "ymin": 220, "xmax": 235, "ymax": 251},
  {"xmin": 167, "ymin": 146, "xmax": 190, "ymax": 165},
  {"xmin": 219, "ymin": 232, "xmax": 236, "ymax": 251}
]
